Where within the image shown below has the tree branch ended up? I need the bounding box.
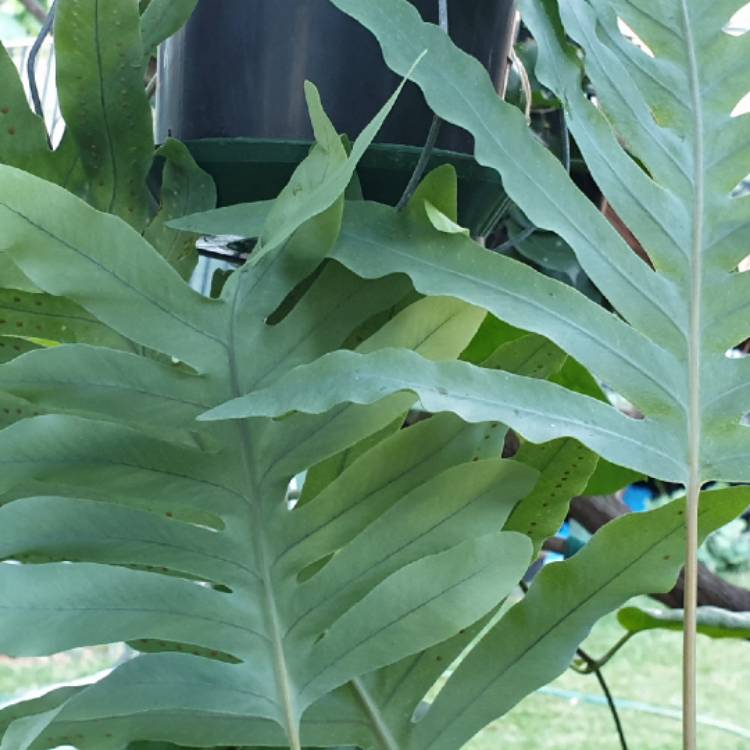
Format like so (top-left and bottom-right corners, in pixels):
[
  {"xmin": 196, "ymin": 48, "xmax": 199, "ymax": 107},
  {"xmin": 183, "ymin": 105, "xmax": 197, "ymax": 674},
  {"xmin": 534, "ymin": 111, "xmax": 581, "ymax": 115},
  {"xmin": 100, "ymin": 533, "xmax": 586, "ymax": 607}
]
[{"xmin": 19, "ymin": 0, "xmax": 48, "ymax": 24}]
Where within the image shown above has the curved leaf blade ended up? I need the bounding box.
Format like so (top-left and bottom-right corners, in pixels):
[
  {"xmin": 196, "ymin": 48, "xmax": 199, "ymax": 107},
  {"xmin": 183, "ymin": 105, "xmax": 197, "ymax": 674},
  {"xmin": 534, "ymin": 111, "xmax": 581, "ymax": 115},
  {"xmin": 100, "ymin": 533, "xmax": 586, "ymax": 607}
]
[
  {"xmin": 408, "ymin": 487, "xmax": 750, "ymax": 750},
  {"xmin": 203, "ymin": 349, "xmax": 685, "ymax": 480},
  {"xmin": 618, "ymin": 605, "xmax": 750, "ymax": 640},
  {"xmin": 54, "ymin": 0, "xmax": 154, "ymax": 227}
]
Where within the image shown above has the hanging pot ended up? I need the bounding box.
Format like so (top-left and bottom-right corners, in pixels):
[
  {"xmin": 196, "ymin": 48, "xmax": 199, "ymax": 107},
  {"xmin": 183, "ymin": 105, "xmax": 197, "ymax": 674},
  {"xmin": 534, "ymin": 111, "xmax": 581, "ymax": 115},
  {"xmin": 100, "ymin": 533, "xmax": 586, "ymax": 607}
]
[{"xmin": 156, "ymin": 0, "xmax": 517, "ymax": 233}]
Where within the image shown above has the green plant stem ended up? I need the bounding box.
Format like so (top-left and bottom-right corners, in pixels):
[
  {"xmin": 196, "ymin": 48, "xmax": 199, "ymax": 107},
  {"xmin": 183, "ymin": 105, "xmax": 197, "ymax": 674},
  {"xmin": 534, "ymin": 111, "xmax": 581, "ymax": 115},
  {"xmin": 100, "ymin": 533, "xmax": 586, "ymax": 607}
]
[
  {"xmin": 493, "ymin": 223, "xmax": 537, "ymax": 253},
  {"xmin": 396, "ymin": 117, "xmax": 442, "ymax": 210},
  {"xmin": 577, "ymin": 649, "xmax": 629, "ymax": 750},
  {"xmin": 571, "ymin": 632, "xmax": 634, "ymax": 674},
  {"xmin": 230, "ymin": 298, "xmax": 300, "ymax": 750},
  {"xmin": 396, "ymin": 0, "xmax": 448, "ymax": 211}
]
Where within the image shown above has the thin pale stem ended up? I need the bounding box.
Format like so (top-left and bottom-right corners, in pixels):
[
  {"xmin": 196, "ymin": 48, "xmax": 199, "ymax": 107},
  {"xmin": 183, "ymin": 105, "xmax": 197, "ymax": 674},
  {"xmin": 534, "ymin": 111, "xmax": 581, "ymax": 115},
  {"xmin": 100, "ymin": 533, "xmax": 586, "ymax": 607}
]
[
  {"xmin": 683, "ymin": 476, "xmax": 700, "ymax": 750},
  {"xmin": 678, "ymin": 1, "xmax": 704, "ymax": 748}
]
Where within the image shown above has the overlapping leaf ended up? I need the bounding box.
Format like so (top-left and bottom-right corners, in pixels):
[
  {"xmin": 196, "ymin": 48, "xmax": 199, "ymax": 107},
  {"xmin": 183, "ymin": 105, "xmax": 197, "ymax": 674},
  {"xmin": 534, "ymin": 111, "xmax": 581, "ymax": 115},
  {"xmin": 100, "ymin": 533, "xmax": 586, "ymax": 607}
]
[
  {"xmin": 618, "ymin": 604, "xmax": 750, "ymax": 640},
  {"xmin": 0, "ymin": 0, "xmax": 210, "ymax": 360},
  {"xmin": 54, "ymin": 0, "xmax": 154, "ymax": 226},
  {"xmin": 8, "ymin": 487, "xmax": 746, "ymax": 750},
  {"xmin": 150, "ymin": 162, "xmax": 750, "ymax": 749},
  {"xmin": 0, "ymin": 86, "xmax": 543, "ymax": 750},
  {"xmin": 266, "ymin": 0, "xmax": 750, "ymax": 492},
  {"xmin": 3, "ymin": 1, "xmax": 750, "ymax": 746},
  {"xmin": 188, "ymin": 2, "xmax": 750, "ymax": 745},
  {"xmin": 0, "ymin": 0, "xmax": 207, "ymax": 233}
]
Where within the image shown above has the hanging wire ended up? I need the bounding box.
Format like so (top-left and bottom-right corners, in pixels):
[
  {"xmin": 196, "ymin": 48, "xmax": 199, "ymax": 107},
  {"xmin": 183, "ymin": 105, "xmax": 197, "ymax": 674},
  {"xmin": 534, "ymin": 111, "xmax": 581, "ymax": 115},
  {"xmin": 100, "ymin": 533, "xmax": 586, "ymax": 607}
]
[
  {"xmin": 396, "ymin": 0, "xmax": 449, "ymax": 210},
  {"xmin": 489, "ymin": 108, "xmax": 571, "ymax": 252},
  {"xmin": 27, "ymin": 0, "xmax": 57, "ymax": 146}
]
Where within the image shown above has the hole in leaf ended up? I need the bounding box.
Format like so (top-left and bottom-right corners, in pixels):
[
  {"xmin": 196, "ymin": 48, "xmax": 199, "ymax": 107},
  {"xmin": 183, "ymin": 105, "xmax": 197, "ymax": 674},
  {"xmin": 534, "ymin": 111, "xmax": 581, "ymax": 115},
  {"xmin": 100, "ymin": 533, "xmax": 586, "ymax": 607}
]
[
  {"xmin": 129, "ymin": 638, "xmax": 240, "ymax": 663},
  {"xmin": 726, "ymin": 3, "xmax": 750, "ymax": 35},
  {"xmin": 725, "ymin": 341, "xmax": 750, "ymax": 359},
  {"xmin": 297, "ymin": 552, "xmax": 335, "ymax": 583},
  {"xmin": 617, "ymin": 18, "xmax": 655, "ymax": 58}
]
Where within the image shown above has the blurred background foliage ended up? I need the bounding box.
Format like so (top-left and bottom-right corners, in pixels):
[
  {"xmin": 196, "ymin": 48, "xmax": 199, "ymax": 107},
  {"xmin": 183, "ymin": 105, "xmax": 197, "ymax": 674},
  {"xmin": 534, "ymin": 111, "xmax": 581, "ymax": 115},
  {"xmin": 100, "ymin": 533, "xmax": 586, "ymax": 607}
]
[{"xmin": 0, "ymin": 0, "xmax": 49, "ymax": 41}]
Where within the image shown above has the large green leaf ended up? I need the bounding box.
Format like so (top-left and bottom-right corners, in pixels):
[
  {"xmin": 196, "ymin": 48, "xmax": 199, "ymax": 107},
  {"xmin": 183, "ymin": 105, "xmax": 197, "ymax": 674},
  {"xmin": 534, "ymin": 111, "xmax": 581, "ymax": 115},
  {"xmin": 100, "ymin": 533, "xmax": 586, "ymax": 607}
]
[
  {"xmin": 0, "ymin": 44, "xmax": 56, "ymax": 180},
  {"xmin": 311, "ymin": 487, "xmax": 748, "ymax": 750},
  {"xmin": 7, "ymin": 487, "xmax": 746, "ymax": 750},
  {"xmin": 302, "ymin": 488, "xmax": 747, "ymax": 750},
  {"xmin": 322, "ymin": 0, "xmax": 750, "ymax": 483},
  {"xmin": 1, "ymin": 1, "xmax": 212, "ymax": 262},
  {"xmin": 0, "ymin": 88, "xmax": 539, "ymax": 750},
  {"xmin": 209, "ymin": 7, "xmax": 750, "ymax": 743},
  {"xmin": 400, "ymin": 487, "xmax": 750, "ymax": 750},
  {"xmin": 54, "ymin": 0, "xmax": 154, "ymax": 227},
  {"xmin": 3, "ymin": 2, "xmax": 747, "ymax": 744},
  {"xmin": 0, "ymin": 288, "xmax": 130, "ymax": 351}
]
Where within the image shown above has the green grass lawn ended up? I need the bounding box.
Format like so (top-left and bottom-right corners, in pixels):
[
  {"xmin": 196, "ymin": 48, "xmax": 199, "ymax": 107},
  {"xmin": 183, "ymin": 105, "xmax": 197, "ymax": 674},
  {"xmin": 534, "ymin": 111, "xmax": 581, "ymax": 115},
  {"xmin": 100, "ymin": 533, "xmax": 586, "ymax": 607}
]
[
  {"xmin": 0, "ymin": 644, "xmax": 126, "ymax": 699},
  {"xmin": 2, "ymin": 580, "xmax": 749, "ymax": 749}
]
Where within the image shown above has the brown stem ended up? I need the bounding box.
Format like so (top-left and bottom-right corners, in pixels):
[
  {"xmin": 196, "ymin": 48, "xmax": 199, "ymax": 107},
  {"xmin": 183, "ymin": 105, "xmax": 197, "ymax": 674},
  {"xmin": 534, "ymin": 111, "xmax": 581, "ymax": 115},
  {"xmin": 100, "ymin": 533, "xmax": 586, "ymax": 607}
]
[{"xmin": 19, "ymin": 0, "xmax": 48, "ymax": 24}]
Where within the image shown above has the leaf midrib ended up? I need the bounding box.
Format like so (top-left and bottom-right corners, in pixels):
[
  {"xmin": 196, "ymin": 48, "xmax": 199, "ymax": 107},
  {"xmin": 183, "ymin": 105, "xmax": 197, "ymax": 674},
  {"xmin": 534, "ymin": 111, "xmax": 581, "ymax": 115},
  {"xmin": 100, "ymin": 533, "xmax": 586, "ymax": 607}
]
[
  {"xmin": 679, "ymin": 0, "xmax": 705, "ymax": 489},
  {"xmin": 0, "ymin": 200, "xmax": 226, "ymax": 354},
  {"xmin": 92, "ymin": 0, "xmax": 118, "ymax": 215},
  {"xmin": 678, "ymin": 3, "xmax": 706, "ymax": 747},
  {"xmin": 228, "ymin": 288, "xmax": 301, "ymax": 749}
]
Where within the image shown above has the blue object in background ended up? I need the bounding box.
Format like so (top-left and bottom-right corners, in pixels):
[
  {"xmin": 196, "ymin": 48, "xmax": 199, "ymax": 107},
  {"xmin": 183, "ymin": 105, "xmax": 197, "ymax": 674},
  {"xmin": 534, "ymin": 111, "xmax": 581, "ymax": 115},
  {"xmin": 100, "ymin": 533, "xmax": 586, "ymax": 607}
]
[
  {"xmin": 542, "ymin": 484, "xmax": 655, "ymax": 568},
  {"xmin": 544, "ymin": 521, "xmax": 586, "ymax": 563},
  {"xmin": 623, "ymin": 483, "xmax": 654, "ymax": 512}
]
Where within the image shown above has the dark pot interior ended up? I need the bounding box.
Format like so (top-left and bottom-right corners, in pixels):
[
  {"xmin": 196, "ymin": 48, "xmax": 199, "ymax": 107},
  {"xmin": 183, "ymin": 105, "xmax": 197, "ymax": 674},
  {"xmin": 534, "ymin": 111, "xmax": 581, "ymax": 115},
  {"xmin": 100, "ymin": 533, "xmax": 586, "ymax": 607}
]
[{"xmin": 156, "ymin": 0, "xmax": 517, "ymax": 153}]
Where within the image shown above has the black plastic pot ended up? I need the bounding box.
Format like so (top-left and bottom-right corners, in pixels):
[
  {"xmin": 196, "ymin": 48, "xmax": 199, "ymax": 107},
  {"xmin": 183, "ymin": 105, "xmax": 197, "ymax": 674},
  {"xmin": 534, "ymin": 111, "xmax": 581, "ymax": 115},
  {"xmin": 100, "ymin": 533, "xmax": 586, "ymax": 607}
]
[{"xmin": 156, "ymin": 0, "xmax": 517, "ymax": 232}]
